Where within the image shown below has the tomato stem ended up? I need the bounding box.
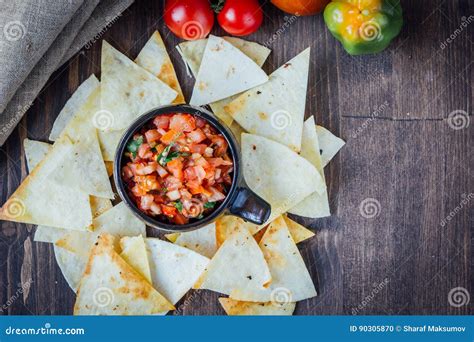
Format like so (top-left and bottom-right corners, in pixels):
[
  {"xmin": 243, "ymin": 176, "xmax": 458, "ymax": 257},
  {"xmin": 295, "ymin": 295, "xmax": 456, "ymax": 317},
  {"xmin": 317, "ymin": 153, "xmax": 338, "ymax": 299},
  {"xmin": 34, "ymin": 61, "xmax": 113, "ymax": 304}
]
[{"xmin": 210, "ymin": 0, "xmax": 225, "ymax": 14}]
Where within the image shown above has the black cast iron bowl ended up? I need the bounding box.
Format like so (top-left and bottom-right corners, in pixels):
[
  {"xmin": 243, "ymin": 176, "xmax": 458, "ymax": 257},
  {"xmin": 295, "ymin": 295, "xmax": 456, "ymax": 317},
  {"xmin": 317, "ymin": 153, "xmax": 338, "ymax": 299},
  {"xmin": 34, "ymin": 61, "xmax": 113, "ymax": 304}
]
[{"xmin": 113, "ymin": 104, "xmax": 271, "ymax": 232}]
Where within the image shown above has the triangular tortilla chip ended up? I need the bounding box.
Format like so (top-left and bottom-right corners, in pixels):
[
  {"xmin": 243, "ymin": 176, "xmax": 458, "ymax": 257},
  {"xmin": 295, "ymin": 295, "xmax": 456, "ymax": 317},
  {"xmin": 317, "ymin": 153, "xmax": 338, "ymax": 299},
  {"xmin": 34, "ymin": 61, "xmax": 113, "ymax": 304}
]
[
  {"xmin": 170, "ymin": 222, "xmax": 217, "ymax": 258},
  {"xmin": 48, "ymin": 132, "xmax": 114, "ymax": 199},
  {"xmin": 226, "ymin": 48, "xmax": 310, "ymax": 152},
  {"xmin": 74, "ymin": 234, "xmax": 174, "ymax": 315},
  {"xmin": 189, "ymin": 35, "xmax": 268, "ymax": 106},
  {"xmin": 241, "ymin": 134, "xmax": 325, "ymax": 224},
  {"xmin": 195, "ymin": 226, "xmax": 271, "ymax": 297},
  {"xmin": 135, "ymin": 31, "xmax": 185, "ymax": 104},
  {"xmin": 215, "ymin": 215, "xmax": 261, "ymax": 247},
  {"xmin": 230, "ymin": 216, "xmax": 317, "ymax": 302},
  {"xmin": 24, "ymin": 138, "xmax": 112, "ymax": 225},
  {"xmin": 178, "ymin": 37, "xmax": 270, "ymax": 77},
  {"xmin": 23, "ymin": 139, "xmax": 52, "ymax": 172},
  {"xmin": 49, "ymin": 74, "xmax": 100, "ymax": 141},
  {"xmin": 218, "ymin": 297, "xmax": 295, "ymax": 316},
  {"xmin": 146, "ymin": 238, "xmax": 209, "ymax": 305},
  {"xmin": 283, "ymin": 215, "xmax": 315, "ymax": 243},
  {"xmin": 100, "ymin": 41, "xmax": 177, "ymax": 130},
  {"xmin": 178, "ymin": 37, "xmax": 270, "ymax": 125},
  {"xmin": 120, "ymin": 235, "xmax": 152, "ymax": 283},
  {"xmin": 54, "ymin": 245, "xmax": 87, "ymax": 292},
  {"xmin": 55, "ymin": 202, "xmax": 146, "ymax": 256},
  {"xmin": 0, "ymin": 136, "xmax": 92, "ymax": 230},
  {"xmin": 289, "ymin": 117, "xmax": 330, "ymax": 218},
  {"xmin": 316, "ymin": 125, "xmax": 345, "ymax": 167},
  {"xmin": 98, "ymin": 129, "xmax": 123, "ymax": 162}
]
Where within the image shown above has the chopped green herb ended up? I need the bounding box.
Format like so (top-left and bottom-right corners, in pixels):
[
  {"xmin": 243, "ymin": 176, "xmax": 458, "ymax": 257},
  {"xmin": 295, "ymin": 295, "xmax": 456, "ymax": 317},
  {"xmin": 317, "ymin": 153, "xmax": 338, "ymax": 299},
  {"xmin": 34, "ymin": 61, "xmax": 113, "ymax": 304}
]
[
  {"xmin": 197, "ymin": 214, "xmax": 204, "ymax": 219},
  {"xmin": 157, "ymin": 144, "xmax": 173, "ymax": 165},
  {"xmin": 174, "ymin": 200, "xmax": 183, "ymax": 212},
  {"xmin": 126, "ymin": 135, "xmax": 143, "ymax": 157},
  {"xmin": 204, "ymin": 202, "xmax": 216, "ymax": 209}
]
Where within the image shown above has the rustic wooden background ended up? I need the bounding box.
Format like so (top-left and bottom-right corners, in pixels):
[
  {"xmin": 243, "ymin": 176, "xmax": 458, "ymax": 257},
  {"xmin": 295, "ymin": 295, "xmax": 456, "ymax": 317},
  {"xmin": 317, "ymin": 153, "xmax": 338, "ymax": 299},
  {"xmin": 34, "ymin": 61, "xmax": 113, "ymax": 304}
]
[{"xmin": 0, "ymin": 0, "xmax": 472, "ymax": 315}]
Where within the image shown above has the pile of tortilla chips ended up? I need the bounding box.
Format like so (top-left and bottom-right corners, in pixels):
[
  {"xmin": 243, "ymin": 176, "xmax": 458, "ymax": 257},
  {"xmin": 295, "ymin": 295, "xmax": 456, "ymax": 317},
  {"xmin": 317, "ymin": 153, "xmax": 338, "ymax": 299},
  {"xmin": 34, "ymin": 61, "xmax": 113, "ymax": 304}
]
[{"xmin": 0, "ymin": 31, "xmax": 344, "ymax": 315}]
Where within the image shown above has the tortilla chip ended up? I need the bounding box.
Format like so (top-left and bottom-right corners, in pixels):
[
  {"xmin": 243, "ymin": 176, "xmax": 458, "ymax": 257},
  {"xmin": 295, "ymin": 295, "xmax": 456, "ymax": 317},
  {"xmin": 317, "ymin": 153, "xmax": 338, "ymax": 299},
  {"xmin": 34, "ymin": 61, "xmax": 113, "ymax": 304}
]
[
  {"xmin": 164, "ymin": 233, "xmax": 180, "ymax": 243},
  {"xmin": 226, "ymin": 48, "xmax": 310, "ymax": 152},
  {"xmin": 218, "ymin": 298, "xmax": 295, "ymax": 316},
  {"xmin": 120, "ymin": 235, "xmax": 152, "ymax": 283},
  {"xmin": 104, "ymin": 161, "xmax": 114, "ymax": 177},
  {"xmin": 55, "ymin": 202, "xmax": 146, "ymax": 255},
  {"xmin": 34, "ymin": 226, "xmax": 69, "ymax": 243},
  {"xmin": 98, "ymin": 129, "xmax": 123, "ymax": 162},
  {"xmin": 146, "ymin": 238, "xmax": 209, "ymax": 306},
  {"xmin": 178, "ymin": 37, "xmax": 270, "ymax": 125},
  {"xmin": 316, "ymin": 125, "xmax": 345, "ymax": 167},
  {"xmin": 54, "ymin": 245, "xmax": 87, "ymax": 292},
  {"xmin": 283, "ymin": 215, "xmax": 315, "ymax": 243},
  {"xmin": 49, "ymin": 75, "xmax": 100, "ymax": 141},
  {"xmin": 49, "ymin": 132, "xmax": 114, "ymax": 199},
  {"xmin": 135, "ymin": 31, "xmax": 185, "ymax": 104},
  {"xmin": 195, "ymin": 226, "xmax": 271, "ymax": 298},
  {"xmin": 215, "ymin": 215, "xmax": 261, "ymax": 247},
  {"xmin": 170, "ymin": 222, "xmax": 217, "ymax": 258},
  {"xmin": 289, "ymin": 117, "xmax": 330, "ymax": 218},
  {"xmin": 230, "ymin": 216, "xmax": 317, "ymax": 302},
  {"xmin": 23, "ymin": 139, "xmax": 52, "ymax": 172},
  {"xmin": 74, "ymin": 234, "xmax": 174, "ymax": 315},
  {"xmin": 189, "ymin": 35, "xmax": 268, "ymax": 106},
  {"xmin": 100, "ymin": 41, "xmax": 177, "ymax": 130},
  {"xmin": 0, "ymin": 135, "xmax": 92, "ymax": 230},
  {"xmin": 228, "ymin": 121, "xmax": 245, "ymax": 144},
  {"xmin": 241, "ymin": 133, "xmax": 324, "ymax": 224}
]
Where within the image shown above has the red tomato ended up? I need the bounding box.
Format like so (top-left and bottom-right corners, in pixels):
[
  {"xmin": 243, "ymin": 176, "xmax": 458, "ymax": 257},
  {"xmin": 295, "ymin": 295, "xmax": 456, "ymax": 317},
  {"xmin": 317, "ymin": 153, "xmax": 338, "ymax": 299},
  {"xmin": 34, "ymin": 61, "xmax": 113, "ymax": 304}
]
[
  {"xmin": 217, "ymin": 0, "xmax": 263, "ymax": 36},
  {"xmin": 164, "ymin": 0, "xmax": 214, "ymax": 40}
]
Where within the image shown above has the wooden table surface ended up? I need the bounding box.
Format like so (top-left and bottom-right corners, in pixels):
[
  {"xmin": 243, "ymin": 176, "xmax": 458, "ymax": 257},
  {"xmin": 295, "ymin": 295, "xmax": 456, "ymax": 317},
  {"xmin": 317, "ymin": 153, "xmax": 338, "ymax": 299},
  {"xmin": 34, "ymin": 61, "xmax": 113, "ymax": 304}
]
[{"xmin": 0, "ymin": 0, "xmax": 472, "ymax": 315}]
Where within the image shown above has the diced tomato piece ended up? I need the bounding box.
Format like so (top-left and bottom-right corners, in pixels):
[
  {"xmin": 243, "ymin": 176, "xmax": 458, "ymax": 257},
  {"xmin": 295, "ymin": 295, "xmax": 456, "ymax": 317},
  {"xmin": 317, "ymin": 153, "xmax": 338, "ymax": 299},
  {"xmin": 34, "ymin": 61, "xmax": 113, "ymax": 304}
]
[
  {"xmin": 164, "ymin": 176, "xmax": 182, "ymax": 190},
  {"xmin": 166, "ymin": 189, "xmax": 181, "ymax": 201},
  {"xmin": 172, "ymin": 213, "xmax": 188, "ymax": 225},
  {"xmin": 155, "ymin": 163, "xmax": 169, "ymax": 178},
  {"xmin": 122, "ymin": 165, "xmax": 133, "ymax": 180},
  {"xmin": 208, "ymin": 186, "xmax": 226, "ymax": 202},
  {"xmin": 195, "ymin": 156, "xmax": 210, "ymax": 169},
  {"xmin": 169, "ymin": 114, "xmax": 196, "ymax": 132},
  {"xmin": 153, "ymin": 115, "xmax": 170, "ymax": 129},
  {"xmin": 187, "ymin": 129, "xmax": 207, "ymax": 143},
  {"xmin": 207, "ymin": 158, "xmax": 233, "ymax": 167},
  {"xmin": 135, "ymin": 175, "xmax": 160, "ymax": 192},
  {"xmin": 167, "ymin": 158, "xmax": 184, "ymax": 181},
  {"xmin": 131, "ymin": 184, "xmax": 147, "ymax": 197},
  {"xmin": 145, "ymin": 129, "xmax": 161, "ymax": 143},
  {"xmin": 161, "ymin": 129, "xmax": 180, "ymax": 145},
  {"xmin": 149, "ymin": 203, "xmax": 162, "ymax": 215},
  {"xmin": 211, "ymin": 136, "xmax": 228, "ymax": 156},
  {"xmin": 140, "ymin": 194, "xmax": 154, "ymax": 210},
  {"xmin": 195, "ymin": 117, "xmax": 207, "ymax": 128},
  {"xmin": 161, "ymin": 205, "xmax": 177, "ymax": 217},
  {"xmin": 138, "ymin": 143, "xmax": 153, "ymax": 159},
  {"xmin": 130, "ymin": 162, "xmax": 156, "ymax": 176},
  {"xmin": 189, "ymin": 144, "xmax": 207, "ymax": 154}
]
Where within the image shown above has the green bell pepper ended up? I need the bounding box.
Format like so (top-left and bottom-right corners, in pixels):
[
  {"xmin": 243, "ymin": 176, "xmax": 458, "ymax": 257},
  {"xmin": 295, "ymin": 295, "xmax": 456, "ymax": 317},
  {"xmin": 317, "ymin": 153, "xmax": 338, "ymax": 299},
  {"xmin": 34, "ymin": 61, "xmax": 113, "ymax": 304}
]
[{"xmin": 324, "ymin": 0, "xmax": 403, "ymax": 55}]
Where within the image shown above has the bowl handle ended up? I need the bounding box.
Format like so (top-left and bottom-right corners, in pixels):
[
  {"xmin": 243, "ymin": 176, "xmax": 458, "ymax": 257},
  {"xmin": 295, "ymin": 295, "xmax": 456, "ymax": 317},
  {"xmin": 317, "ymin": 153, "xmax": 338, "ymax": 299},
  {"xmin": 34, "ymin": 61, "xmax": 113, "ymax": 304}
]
[{"xmin": 228, "ymin": 187, "xmax": 271, "ymax": 225}]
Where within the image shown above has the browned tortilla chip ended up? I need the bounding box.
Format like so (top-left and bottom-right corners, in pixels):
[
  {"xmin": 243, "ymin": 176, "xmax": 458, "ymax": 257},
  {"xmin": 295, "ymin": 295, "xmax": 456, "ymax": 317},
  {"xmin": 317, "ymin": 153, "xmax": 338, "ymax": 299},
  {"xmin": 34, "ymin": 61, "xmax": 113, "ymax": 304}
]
[
  {"xmin": 74, "ymin": 234, "xmax": 174, "ymax": 315},
  {"xmin": 218, "ymin": 297, "xmax": 295, "ymax": 316}
]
